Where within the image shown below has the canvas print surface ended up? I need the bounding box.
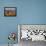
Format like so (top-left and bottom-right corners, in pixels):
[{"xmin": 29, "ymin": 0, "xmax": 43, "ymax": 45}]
[{"xmin": 18, "ymin": 25, "xmax": 46, "ymax": 41}]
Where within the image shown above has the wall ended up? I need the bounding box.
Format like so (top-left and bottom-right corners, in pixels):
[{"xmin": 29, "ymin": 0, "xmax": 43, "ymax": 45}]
[{"xmin": 0, "ymin": 0, "xmax": 46, "ymax": 44}]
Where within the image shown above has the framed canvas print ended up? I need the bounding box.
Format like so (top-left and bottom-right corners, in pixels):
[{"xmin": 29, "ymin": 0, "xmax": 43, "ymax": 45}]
[
  {"xmin": 4, "ymin": 7, "xmax": 17, "ymax": 16},
  {"xmin": 18, "ymin": 24, "xmax": 46, "ymax": 46}
]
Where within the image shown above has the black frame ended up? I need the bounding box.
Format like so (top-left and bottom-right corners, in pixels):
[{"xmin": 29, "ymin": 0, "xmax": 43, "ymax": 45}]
[{"xmin": 4, "ymin": 7, "xmax": 17, "ymax": 17}]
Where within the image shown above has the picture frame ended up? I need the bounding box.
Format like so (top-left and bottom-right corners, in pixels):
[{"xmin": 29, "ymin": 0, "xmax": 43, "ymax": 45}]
[
  {"xmin": 4, "ymin": 7, "xmax": 17, "ymax": 16},
  {"xmin": 18, "ymin": 24, "xmax": 46, "ymax": 41}
]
